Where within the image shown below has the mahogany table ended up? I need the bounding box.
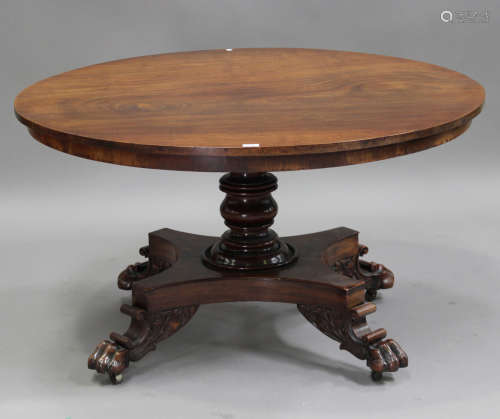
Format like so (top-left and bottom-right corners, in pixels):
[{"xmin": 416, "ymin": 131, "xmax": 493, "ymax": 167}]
[{"xmin": 14, "ymin": 48, "xmax": 484, "ymax": 384}]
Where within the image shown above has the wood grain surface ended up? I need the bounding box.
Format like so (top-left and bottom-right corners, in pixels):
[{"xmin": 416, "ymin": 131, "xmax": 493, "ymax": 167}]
[{"xmin": 14, "ymin": 48, "xmax": 484, "ymax": 171}]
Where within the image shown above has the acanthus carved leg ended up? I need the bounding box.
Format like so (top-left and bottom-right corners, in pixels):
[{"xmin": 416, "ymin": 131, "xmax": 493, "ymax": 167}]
[
  {"xmin": 88, "ymin": 304, "xmax": 199, "ymax": 384},
  {"xmin": 117, "ymin": 245, "xmax": 170, "ymax": 290},
  {"xmin": 334, "ymin": 244, "xmax": 395, "ymax": 301},
  {"xmin": 297, "ymin": 302, "xmax": 407, "ymax": 380}
]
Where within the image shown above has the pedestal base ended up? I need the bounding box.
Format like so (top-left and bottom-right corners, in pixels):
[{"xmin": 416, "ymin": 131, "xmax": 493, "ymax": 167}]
[
  {"xmin": 88, "ymin": 227, "xmax": 407, "ymax": 384},
  {"xmin": 201, "ymin": 172, "xmax": 298, "ymax": 271}
]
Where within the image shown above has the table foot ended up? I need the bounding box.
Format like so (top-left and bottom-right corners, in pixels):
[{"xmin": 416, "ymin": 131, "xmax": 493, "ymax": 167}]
[
  {"xmin": 298, "ymin": 301, "xmax": 407, "ymax": 379},
  {"xmin": 88, "ymin": 304, "xmax": 198, "ymax": 384},
  {"xmin": 88, "ymin": 339, "xmax": 128, "ymax": 384}
]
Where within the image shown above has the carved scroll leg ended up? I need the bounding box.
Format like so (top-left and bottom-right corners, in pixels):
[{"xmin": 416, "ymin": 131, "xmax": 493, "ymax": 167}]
[
  {"xmin": 88, "ymin": 304, "xmax": 198, "ymax": 384},
  {"xmin": 297, "ymin": 301, "xmax": 407, "ymax": 381},
  {"xmin": 357, "ymin": 245, "xmax": 395, "ymax": 301},
  {"xmin": 117, "ymin": 245, "xmax": 170, "ymax": 290}
]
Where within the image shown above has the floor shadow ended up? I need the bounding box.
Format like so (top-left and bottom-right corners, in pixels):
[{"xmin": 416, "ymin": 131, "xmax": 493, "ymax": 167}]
[{"xmin": 123, "ymin": 302, "xmax": 379, "ymax": 386}]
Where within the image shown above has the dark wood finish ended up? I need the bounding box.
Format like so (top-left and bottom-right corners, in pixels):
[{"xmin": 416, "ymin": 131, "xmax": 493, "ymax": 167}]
[
  {"xmin": 117, "ymin": 245, "xmax": 170, "ymax": 290},
  {"xmin": 89, "ymin": 305, "xmax": 198, "ymax": 384},
  {"xmin": 88, "ymin": 224, "xmax": 405, "ymax": 383},
  {"xmin": 203, "ymin": 172, "xmax": 296, "ymax": 270},
  {"xmin": 15, "ymin": 50, "xmax": 485, "ymax": 384},
  {"xmin": 15, "ymin": 48, "xmax": 484, "ymax": 172},
  {"xmin": 297, "ymin": 304, "xmax": 407, "ymax": 379},
  {"xmin": 334, "ymin": 244, "xmax": 395, "ymax": 301}
]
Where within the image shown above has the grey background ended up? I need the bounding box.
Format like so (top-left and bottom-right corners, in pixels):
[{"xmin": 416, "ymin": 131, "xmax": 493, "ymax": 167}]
[{"xmin": 1, "ymin": 1, "xmax": 499, "ymax": 418}]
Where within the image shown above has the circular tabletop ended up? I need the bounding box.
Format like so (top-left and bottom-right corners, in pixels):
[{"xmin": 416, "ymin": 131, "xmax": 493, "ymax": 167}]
[{"xmin": 15, "ymin": 48, "xmax": 484, "ymax": 172}]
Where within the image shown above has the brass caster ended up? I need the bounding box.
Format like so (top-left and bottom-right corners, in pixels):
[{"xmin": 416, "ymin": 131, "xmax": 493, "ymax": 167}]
[{"xmin": 110, "ymin": 373, "xmax": 124, "ymax": 385}]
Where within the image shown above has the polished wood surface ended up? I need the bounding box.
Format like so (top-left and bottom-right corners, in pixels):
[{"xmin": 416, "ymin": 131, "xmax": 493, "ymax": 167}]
[
  {"xmin": 89, "ymin": 227, "xmax": 407, "ymax": 383},
  {"xmin": 15, "ymin": 48, "xmax": 484, "ymax": 172},
  {"xmin": 15, "ymin": 49, "xmax": 484, "ymax": 384},
  {"xmin": 203, "ymin": 172, "xmax": 297, "ymax": 270}
]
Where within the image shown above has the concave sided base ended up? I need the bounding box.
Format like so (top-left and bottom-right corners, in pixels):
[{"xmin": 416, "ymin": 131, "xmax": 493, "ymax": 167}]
[
  {"xmin": 202, "ymin": 172, "xmax": 297, "ymax": 270},
  {"xmin": 88, "ymin": 172, "xmax": 407, "ymax": 384}
]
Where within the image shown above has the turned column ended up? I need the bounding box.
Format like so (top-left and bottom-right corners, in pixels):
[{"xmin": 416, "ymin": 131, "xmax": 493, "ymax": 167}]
[{"xmin": 203, "ymin": 172, "xmax": 297, "ymax": 271}]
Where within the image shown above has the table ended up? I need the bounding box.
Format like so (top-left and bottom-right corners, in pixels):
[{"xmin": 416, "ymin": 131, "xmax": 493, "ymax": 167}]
[{"xmin": 14, "ymin": 48, "xmax": 484, "ymax": 384}]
